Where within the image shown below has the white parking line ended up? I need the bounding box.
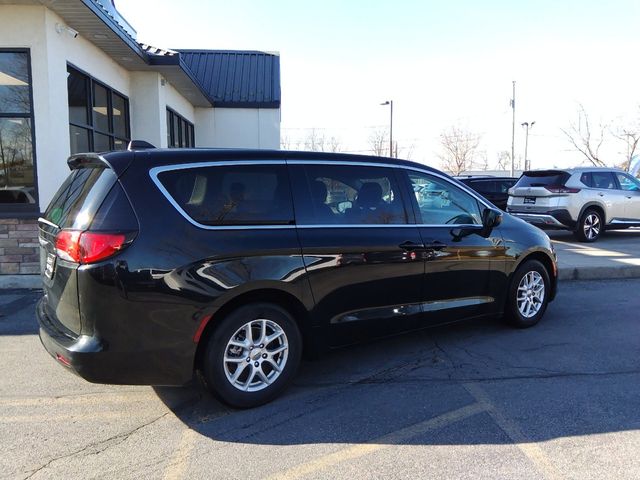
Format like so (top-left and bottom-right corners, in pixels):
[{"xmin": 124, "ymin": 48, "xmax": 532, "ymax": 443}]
[{"xmin": 264, "ymin": 402, "xmax": 487, "ymax": 480}]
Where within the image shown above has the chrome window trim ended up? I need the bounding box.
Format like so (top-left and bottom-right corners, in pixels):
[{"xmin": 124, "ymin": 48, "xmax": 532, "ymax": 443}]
[{"xmin": 149, "ymin": 158, "xmax": 492, "ymax": 230}]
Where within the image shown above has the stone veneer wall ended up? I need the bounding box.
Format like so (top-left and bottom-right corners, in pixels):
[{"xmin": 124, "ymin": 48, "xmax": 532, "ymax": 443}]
[{"xmin": 0, "ymin": 219, "xmax": 39, "ymax": 275}]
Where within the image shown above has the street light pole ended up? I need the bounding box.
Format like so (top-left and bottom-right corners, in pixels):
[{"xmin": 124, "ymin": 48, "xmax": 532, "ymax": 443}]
[
  {"xmin": 510, "ymin": 81, "xmax": 516, "ymax": 176},
  {"xmin": 381, "ymin": 100, "xmax": 393, "ymax": 157},
  {"xmin": 521, "ymin": 121, "xmax": 535, "ymax": 171}
]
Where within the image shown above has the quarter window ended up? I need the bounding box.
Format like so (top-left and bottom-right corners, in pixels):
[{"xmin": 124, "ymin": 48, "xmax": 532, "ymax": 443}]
[
  {"xmin": 290, "ymin": 164, "xmax": 407, "ymax": 225},
  {"xmin": 67, "ymin": 66, "xmax": 130, "ymax": 154},
  {"xmin": 406, "ymin": 171, "xmax": 482, "ymax": 225},
  {"xmin": 0, "ymin": 50, "xmax": 37, "ymax": 209},
  {"xmin": 157, "ymin": 164, "xmax": 293, "ymax": 226},
  {"xmin": 166, "ymin": 108, "xmax": 195, "ymax": 148}
]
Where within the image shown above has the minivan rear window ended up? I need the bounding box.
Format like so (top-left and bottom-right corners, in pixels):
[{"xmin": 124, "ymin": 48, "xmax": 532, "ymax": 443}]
[
  {"xmin": 44, "ymin": 166, "xmax": 117, "ymax": 229},
  {"xmin": 157, "ymin": 164, "xmax": 294, "ymax": 226},
  {"xmin": 515, "ymin": 171, "xmax": 570, "ymax": 188}
]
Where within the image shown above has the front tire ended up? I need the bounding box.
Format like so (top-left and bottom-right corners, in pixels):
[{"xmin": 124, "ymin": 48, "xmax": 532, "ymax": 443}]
[
  {"xmin": 574, "ymin": 208, "xmax": 603, "ymax": 242},
  {"xmin": 505, "ymin": 260, "xmax": 550, "ymax": 328},
  {"xmin": 201, "ymin": 303, "xmax": 302, "ymax": 408}
]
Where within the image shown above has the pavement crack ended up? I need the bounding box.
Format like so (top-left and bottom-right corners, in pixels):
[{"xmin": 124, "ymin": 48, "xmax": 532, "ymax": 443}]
[{"xmin": 21, "ymin": 413, "xmax": 171, "ymax": 479}]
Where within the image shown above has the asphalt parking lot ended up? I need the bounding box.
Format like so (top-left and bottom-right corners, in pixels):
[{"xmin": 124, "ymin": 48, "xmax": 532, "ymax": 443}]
[{"xmin": 2, "ymin": 231, "xmax": 640, "ymax": 480}]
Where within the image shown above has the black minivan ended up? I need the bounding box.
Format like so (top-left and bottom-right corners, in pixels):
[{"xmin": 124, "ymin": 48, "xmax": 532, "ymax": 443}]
[{"xmin": 37, "ymin": 148, "xmax": 557, "ymax": 408}]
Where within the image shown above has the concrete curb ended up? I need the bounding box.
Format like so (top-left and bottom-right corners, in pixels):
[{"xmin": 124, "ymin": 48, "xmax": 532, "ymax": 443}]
[
  {"xmin": 0, "ymin": 275, "xmax": 42, "ymax": 290},
  {"xmin": 558, "ymin": 266, "xmax": 640, "ymax": 281}
]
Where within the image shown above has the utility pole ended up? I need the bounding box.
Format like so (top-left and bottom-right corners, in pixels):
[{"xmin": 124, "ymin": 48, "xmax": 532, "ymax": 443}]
[
  {"xmin": 521, "ymin": 121, "xmax": 535, "ymax": 170},
  {"xmin": 381, "ymin": 100, "xmax": 393, "ymax": 157},
  {"xmin": 510, "ymin": 81, "xmax": 516, "ymax": 176}
]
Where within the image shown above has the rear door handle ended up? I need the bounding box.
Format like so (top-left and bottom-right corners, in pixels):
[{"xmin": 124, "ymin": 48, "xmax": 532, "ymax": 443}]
[
  {"xmin": 399, "ymin": 241, "xmax": 425, "ymax": 251},
  {"xmin": 425, "ymin": 241, "xmax": 447, "ymax": 250}
]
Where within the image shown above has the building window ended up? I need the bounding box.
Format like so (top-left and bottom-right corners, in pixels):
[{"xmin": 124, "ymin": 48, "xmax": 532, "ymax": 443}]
[
  {"xmin": 0, "ymin": 49, "xmax": 37, "ymax": 210},
  {"xmin": 67, "ymin": 65, "xmax": 130, "ymax": 155},
  {"xmin": 167, "ymin": 108, "xmax": 194, "ymax": 148}
]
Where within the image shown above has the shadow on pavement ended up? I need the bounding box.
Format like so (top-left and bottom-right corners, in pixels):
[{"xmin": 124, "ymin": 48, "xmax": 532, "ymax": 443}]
[
  {"xmin": 0, "ymin": 289, "xmax": 41, "ymax": 335},
  {"xmin": 153, "ymin": 279, "xmax": 640, "ymax": 447}
]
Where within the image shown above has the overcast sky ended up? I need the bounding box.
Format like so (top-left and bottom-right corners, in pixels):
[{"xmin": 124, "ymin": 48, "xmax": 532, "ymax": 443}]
[{"xmin": 117, "ymin": 0, "xmax": 640, "ymax": 171}]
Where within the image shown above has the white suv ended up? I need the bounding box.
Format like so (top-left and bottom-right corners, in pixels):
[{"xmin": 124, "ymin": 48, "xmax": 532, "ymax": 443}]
[{"xmin": 507, "ymin": 167, "xmax": 640, "ymax": 242}]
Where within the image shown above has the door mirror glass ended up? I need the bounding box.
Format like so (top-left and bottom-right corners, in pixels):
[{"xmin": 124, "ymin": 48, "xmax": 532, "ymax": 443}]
[{"xmin": 482, "ymin": 208, "xmax": 503, "ymax": 230}]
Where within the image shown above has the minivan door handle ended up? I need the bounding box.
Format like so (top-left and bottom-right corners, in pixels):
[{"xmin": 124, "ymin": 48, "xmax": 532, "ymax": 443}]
[
  {"xmin": 424, "ymin": 241, "xmax": 447, "ymax": 250},
  {"xmin": 399, "ymin": 241, "xmax": 426, "ymax": 251}
]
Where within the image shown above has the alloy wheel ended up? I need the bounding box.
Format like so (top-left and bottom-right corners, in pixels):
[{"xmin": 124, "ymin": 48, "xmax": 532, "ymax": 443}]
[
  {"xmin": 516, "ymin": 271, "xmax": 545, "ymax": 318},
  {"xmin": 223, "ymin": 319, "xmax": 289, "ymax": 392},
  {"xmin": 583, "ymin": 213, "xmax": 601, "ymax": 240}
]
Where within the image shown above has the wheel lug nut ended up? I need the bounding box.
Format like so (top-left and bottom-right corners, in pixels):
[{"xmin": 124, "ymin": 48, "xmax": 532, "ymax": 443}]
[
  {"xmin": 260, "ymin": 344, "xmax": 264, "ymax": 348},
  {"xmin": 250, "ymin": 346, "xmax": 253, "ymax": 350},
  {"xmin": 254, "ymin": 362, "xmax": 259, "ymax": 367},
  {"xmin": 246, "ymin": 358, "xmax": 250, "ymax": 362},
  {"xmin": 262, "ymin": 353, "xmax": 267, "ymax": 358}
]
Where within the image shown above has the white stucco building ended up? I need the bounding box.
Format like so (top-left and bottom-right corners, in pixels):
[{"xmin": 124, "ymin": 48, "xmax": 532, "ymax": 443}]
[{"xmin": 0, "ymin": 0, "xmax": 281, "ymax": 276}]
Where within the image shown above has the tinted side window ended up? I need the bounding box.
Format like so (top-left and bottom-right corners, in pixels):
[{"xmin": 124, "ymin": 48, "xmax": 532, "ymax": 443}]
[
  {"xmin": 157, "ymin": 164, "xmax": 293, "ymax": 226},
  {"xmin": 497, "ymin": 180, "xmax": 516, "ymax": 193},
  {"xmin": 290, "ymin": 164, "xmax": 407, "ymax": 225},
  {"xmin": 406, "ymin": 171, "xmax": 482, "ymax": 225},
  {"xmin": 591, "ymin": 172, "xmax": 616, "ymax": 190},
  {"xmin": 470, "ymin": 180, "xmax": 497, "ymax": 194}
]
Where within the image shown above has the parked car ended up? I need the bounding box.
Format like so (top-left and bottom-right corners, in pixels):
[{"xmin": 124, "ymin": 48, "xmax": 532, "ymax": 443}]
[
  {"xmin": 457, "ymin": 176, "xmax": 517, "ymax": 210},
  {"xmin": 507, "ymin": 167, "xmax": 640, "ymax": 242},
  {"xmin": 37, "ymin": 148, "xmax": 557, "ymax": 408}
]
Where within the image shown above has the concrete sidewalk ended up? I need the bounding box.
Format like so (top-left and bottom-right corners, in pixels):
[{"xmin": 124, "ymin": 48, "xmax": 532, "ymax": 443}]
[
  {"xmin": 0, "ymin": 228, "xmax": 639, "ymax": 289},
  {"xmin": 549, "ymin": 228, "xmax": 640, "ymax": 280}
]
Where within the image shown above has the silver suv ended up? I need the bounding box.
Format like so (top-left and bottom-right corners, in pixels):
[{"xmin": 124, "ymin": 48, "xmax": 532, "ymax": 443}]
[{"xmin": 507, "ymin": 167, "xmax": 640, "ymax": 242}]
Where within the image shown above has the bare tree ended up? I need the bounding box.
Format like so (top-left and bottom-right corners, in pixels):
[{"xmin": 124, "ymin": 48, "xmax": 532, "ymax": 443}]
[
  {"xmin": 437, "ymin": 125, "xmax": 481, "ymax": 175},
  {"xmin": 561, "ymin": 104, "xmax": 608, "ymax": 167},
  {"xmin": 495, "ymin": 150, "xmax": 511, "ymax": 171},
  {"xmin": 612, "ymin": 109, "xmax": 640, "ymax": 171},
  {"xmin": 302, "ymin": 128, "xmax": 327, "ymax": 152},
  {"xmin": 368, "ymin": 128, "xmax": 389, "ymax": 157},
  {"xmin": 280, "ymin": 134, "xmax": 292, "ymax": 150},
  {"xmin": 327, "ymin": 136, "xmax": 342, "ymax": 153}
]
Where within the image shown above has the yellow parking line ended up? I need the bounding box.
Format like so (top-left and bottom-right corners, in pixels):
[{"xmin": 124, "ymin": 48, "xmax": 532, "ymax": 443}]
[
  {"xmin": 264, "ymin": 402, "xmax": 486, "ymax": 480},
  {"xmin": 463, "ymin": 383, "xmax": 563, "ymax": 480},
  {"xmin": 162, "ymin": 409, "xmax": 233, "ymax": 480}
]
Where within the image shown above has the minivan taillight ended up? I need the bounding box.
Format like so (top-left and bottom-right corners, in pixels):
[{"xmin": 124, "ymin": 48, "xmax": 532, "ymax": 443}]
[
  {"xmin": 544, "ymin": 185, "xmax": 581, "ymax": 194},
  {"xmin": 55, "ymin": 230, "xmax": 127, "ymax": 264}
]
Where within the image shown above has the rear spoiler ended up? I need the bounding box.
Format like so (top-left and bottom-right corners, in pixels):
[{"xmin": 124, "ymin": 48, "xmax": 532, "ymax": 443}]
[
  {"xmin": 67, "ymin": 153, "xmax": 111, "ymax": 170},
  {"xmin": 67, "ymin": 152, "xmax": 134, "ymax": 177}
]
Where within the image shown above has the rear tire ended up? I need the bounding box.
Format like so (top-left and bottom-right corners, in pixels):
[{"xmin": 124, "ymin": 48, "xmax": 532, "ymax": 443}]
[
  {"xmin": 200, "ymin": 303, "xmax": 302, "ymax": 408},
  {"xmin": 574, "ymin": 208, "xmax": 603, "ymax": 242},
  {"xmin": 505, "ymin": 260, "xmax": 550, "ymax": 328}
]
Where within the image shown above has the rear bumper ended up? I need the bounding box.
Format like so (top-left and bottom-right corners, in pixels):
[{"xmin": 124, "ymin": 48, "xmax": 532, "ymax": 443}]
[
  {"xmin": 36, "ymin": 298, "xmax": 193, "ymax": 386},
  {"xmin": 508, "ymin": 209, "xmax": 576, "ymax": 230}
]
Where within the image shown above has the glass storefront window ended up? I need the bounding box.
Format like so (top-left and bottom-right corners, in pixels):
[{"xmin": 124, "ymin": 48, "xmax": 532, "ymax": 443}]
[
  {"xmin": 167, "ymin": 108, "xmax": 195, "ymax": 148},
  {"xmin": 1, "ymin": 50, "xmax": 37, "ymax": 208},
  {"xmin": 67, "ymin": 65, "xmax": 130, "ymax": 155},
  {"xmin": 0, "ymin": 52, "xmax": 31, "ymax": 114}
]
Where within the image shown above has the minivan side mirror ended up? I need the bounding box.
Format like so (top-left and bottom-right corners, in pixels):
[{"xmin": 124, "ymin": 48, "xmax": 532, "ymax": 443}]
[{"xmin": 481, "ymin": 208, "xmax": 503, "ymax": 237}]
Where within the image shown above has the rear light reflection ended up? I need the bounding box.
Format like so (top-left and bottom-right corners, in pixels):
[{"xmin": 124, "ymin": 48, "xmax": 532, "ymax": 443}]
[
  {"xmin": 544, "ymin": 185, "xmax": 581, "ymax": 193},
  {"xmin": 55, "ymin": 230, "xmax": 127, "ymax": 264},
  {"xmin": 56, "ymin": 353, "xmax": 71, "ymax": 367}
]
